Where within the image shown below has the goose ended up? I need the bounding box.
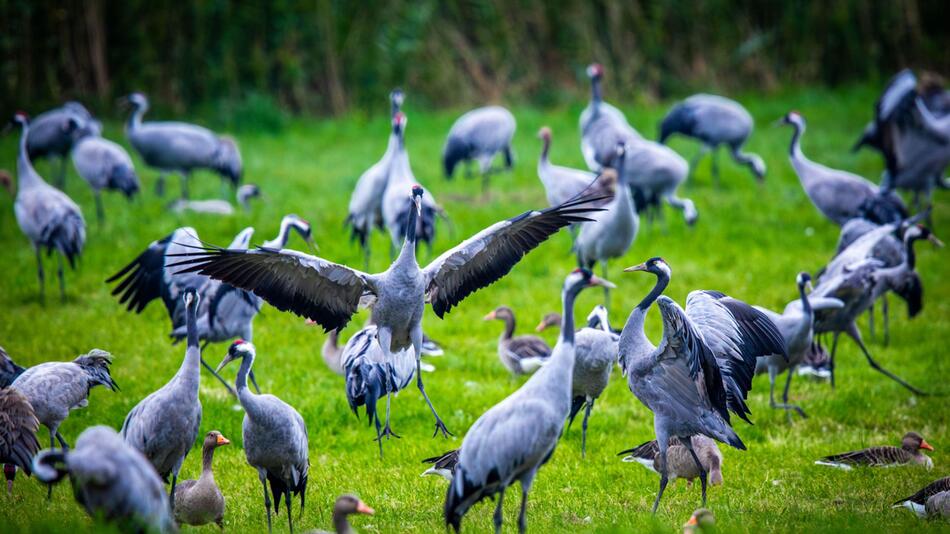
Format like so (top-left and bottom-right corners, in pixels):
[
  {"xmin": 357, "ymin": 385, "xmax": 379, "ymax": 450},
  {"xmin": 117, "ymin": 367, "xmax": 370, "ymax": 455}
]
[
  {"xmin": 421, "ymin": 449, "xmax": 459, "ymax": 481},
  {"xmin": 173, "ymin": 430, "xmax": 230, "ymax": 528},
  {"xmin": 619, "ymin": 436, "xmax": 724, "ymax": 488},
  {"xmin": 484, "ymin": 306, "xmax": 551, "ymax": 375},
  {"xmin": 816, "ymin": 432, "xmax": 934, "ymax": 470},
  {"xmin": 309, "ymin": 494, "xmax": 375, "ymax": 534},
  {"xmin": 683, "ymin": 508, "xmax": 715, "ymax": 534},
  {"xmin": 894, "ymin": 477, "xmax": 950, "ymax": 518}
]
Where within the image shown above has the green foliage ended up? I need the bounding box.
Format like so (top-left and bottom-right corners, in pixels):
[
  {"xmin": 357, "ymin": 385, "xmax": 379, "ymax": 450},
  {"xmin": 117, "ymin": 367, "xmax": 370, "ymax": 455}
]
[{"xmin": 0, "ymin": 86, "xmax": 946, "ymax": 533}]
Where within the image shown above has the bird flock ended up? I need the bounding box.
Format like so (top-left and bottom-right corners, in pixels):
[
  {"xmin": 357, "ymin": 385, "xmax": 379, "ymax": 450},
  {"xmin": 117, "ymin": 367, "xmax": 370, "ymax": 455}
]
[{"xmin": 0, "ymin": 63, "xmax": 947, "ymax": 533}]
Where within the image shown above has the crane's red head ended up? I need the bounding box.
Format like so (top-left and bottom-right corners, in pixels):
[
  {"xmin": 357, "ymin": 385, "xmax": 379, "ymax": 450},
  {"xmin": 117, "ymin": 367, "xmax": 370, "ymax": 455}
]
[
  {"xmin": 411, "ymin": 184, "xmax": 424, "ymax": 197},
  {"xmin": 587, "ymin": 63, "xmax": 604, "ymax": 79},
  {"xmin": 538, "ymin": 126, "xmax": 552, "ymax": 141}
]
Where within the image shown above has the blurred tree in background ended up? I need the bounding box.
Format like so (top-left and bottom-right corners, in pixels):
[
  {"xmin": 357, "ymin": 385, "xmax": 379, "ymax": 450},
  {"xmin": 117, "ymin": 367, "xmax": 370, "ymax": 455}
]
[{"xmin": 1, "ymin": 0, "xmax": 946, "ymax": 121}]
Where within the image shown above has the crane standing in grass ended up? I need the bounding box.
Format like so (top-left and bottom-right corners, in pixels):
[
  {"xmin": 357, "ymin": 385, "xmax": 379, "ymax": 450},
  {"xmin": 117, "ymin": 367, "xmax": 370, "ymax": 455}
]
[
  {"xmin": 442, "ymin": 106, "xmax": 516, "ymax": 195},
  {"xmin": 70, "ymin": 134, "xmax": 140, "ymax": 222},
  {"xmin": 26, "ymin": 102, "xmax": 101, "ymax": 188}
]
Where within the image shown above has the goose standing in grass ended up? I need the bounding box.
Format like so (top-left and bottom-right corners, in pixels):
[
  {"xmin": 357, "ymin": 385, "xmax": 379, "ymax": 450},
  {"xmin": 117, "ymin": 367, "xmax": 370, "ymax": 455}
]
[
  {"xmin": 816, "ymin": 432, "xmax": 934, "ymax": 470},
  {"xmin": 171, "ymin": 185, "xmax": 603, "ymax": 438},
  {"xmin": 10, "ymin": 112, "xmax": 86, "ymax": 303},
  {"xmin": 421, "ymin": 449, "xmax": 459, "ymax": 481},
  {"xmin": 121, "ymin": 289, "xmax": 203, "ymax": 506},
  {"xmin": 217, "ymin": 340, "xmax": 309, "ymax": 534},
  {"xmin": 536, "ymin": 307, "xmax": 619, "ymax": 457},
  {"xmin": 536, "ymin": 126, "xmax": 613, "ymax": 208},
  {"xmin": 0, "ymin": 388, "xmax": 40, "ymax": 495},
  {"xmin": 309, "ymin": 494, "xmax": 375, "ymax": 534},
  {"xmin": 485, "ymin": 306, "xmax": 552, "ymax": 375},
  {"xmin": 442, "ymin": 106, "xmax": 516, "ymax": 193},
  {"xmin": 33, "ymin": 425, "xmax": 175, "ymax": 533},
  {"xmin": 70, "ymin": 134, "xmax": 140, "ymax": 222},
  {"xmin": 173, "ymin": 430, "xmax": 230, "ymax": 528},
  {"xmin": 123, "ymin": 92, "xmax": 242, "ymax": 198},
  {"xmin": 620, "ymin": 436, "xmax": 724, "ymax": 489},
  {"xmin": 445, "ymin": 269, "xmax": 613, "ymax": 533},
  {"xmin": 347, "ymin": 90, "xmax": 405, "ymax": 266},
  {"xmin": 658, "ymin": 94, "xmax": 765, "ymax": 183},
  {"xmin": 574, "ymin": 142, "xmax": 638, "ymax": 305},
  {"xmin": 753, "ymin": 273, "xmax": 843, "ymax": 421},
  {"xmin": 618, "ymin": 257, "xmax": 786, "ymax": 512},
  {"xmin": 169, "ymin": 183, "xmax": 262, "ymax": 215},
  {"xmin": 894, "ymin": 477, "xmax": 950, "ymax": 518},
  {"xmin": 26, "ymin": 102, "xmax": 101, "ymax": 188},
  {"xmin": 780, "ymin": 111, "xmax": 906, "ymax": 225}
]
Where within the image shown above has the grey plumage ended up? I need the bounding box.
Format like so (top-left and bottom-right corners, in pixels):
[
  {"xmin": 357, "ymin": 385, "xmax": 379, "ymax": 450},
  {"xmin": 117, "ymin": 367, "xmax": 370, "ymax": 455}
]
[
  {"xmin": 894, "ymin": 477, "xmax": 950, "ymax": 518},
  {"xmin": 11, "ymin": 113, "xmax": 87, "ymax": 303},
  {"xmin": 217, "ymin": 340, "xmax": 309, "ymax": 534},
  {"xmin": 121, "ymin": 290, "xmax": 203, "ymax": 504},
  {"xmin": 536, "ymin": 126, "xmax": 614, "ymax": 208},
  {"xmin": 618, "ymin": 258, "xmax": 786, "ymax": 512},
  {"xmin": 442, "ymin": 106, "xmax": 516, "ymax": 185},
  {"xmin": 170, "ymin": 186, "xmax": 604, "ymax": 437},
  {"xmin": 816, "ymin": 431, "xmax": 933, "ymax": 470},
  {"xmin": 659, "ymin": 94, "xmax": 765, "ymax": 182},
  {"xmin": 619, "ymin": 435, "xmax": 724, "ymax": 487},
  {"xmin": 168, "ymin": 183, "xmax": 262, "ymax": 215},
  {"xmin": 25, "ymin": 102, "xmax": 101, "ymax": 187},
  {"xmin": 781, "ymin": 111, "xmax": 906, "ymax": 225},
  {"xmin": 0, "ymin": 388, "xmax": 41, "ymax": 490},
  {"xmin": 71, "ymin": 134, "xmax": 140, "ymax": 222},
  {"xmin": 10, "ymin": 349, "xmax": 117, "ymax": 452},
  {"xmin": 124, "ymin": 92, "xmax": 242, "ymax": 199},
  {"xmin": 444, "ymin": 269, "xmax": 612, "ymax": 533},
  {"xmin": 422, "ymin": 449, "xmax": 459, "ymax": 481},
  {"xmin": 33, "ymin": 425, "xmax": 175, "ymax": 533},
  {"xmin": 0, "ymin": 346, "xmax": 26, "ymax": 388}
]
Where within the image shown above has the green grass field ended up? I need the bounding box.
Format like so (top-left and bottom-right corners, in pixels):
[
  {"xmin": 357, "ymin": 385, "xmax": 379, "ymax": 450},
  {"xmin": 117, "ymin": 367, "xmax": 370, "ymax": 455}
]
[{"xmin": 0, "ymin": 84, "xmax": 947, "ymax": 533}]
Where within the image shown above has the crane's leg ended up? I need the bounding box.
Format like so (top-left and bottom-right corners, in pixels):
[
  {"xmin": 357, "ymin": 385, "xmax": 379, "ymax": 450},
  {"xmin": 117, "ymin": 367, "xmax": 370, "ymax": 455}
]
[
  {"xmin": 781, "ymin": 369, "xmax": 807, "ymax": 420},
  {"xmin": 600, "ymin": 260, "xmax": 611, "ymax": 309},
  {"xmin": 711, "ymin": 147, "xmax": 721, "ymax": 186},
  {"xmin": 56, "ymin": 156, "xmax": 67, "ymax": 189},
  {"xmin": 846, "ymin": 324, "xmax": 926, "ymax": 396},
  {"xmin": 180, "ymin": 171, "xmax": 190, "ymax": 200},
  {"xmin": 155, "ymin": 173, "xmax": 166, "ymax": 196},
  {"xmin": 688, "ymin": 145, "xmax": 709, "ymax": 181},
  {"xmin": 47, "ymin": 430, "xmax": 55, "ymax": 499},
  {"xmin": 201, "ymin": 357, "xmax": 237, "ymax": 397},
  {"xmin": 517, "ymin": 472, "xmax": 536, "ymax": 534},
  {"xmin": 55, "ymin": 432, "xmax": 69, "ymax": 450},
  {"xmin": 95, "ymin": 192, "xmax": 105, "ymax": 224},
  {"xmin": 285, "ymin": 491, "xmax": 294, "ymax": 534},
  {"xmin": 56, "ymin": 254, "xmax": 66, "ymax": 303},
  {"xmin": 493, "ymin": 488, "xmax": 506, "ymax": 534},
  {"xmin": 34, "ymin": 248, "xmax": 45, "ymax": 304},
  {"xmin": 581, "ymin": 398, "xmax": 594, "ymax": 458},
  {"xmin": 651, "ymin": 434, "xmax": 670, "ymax": 514},
  {"xmin": 258, "ymin": 471, "xmax": 273, "ymax": 534},
  {"xmin": 410, "ymin": 325, "xmax": 452, "ymax": 437},
  {"xmin": 681, "ymin": 437, "xmax": 708, "ymax": 507},
  {"xmin": 829, "ymin": 333, "xmax": 840, "ymax": 391},
  {"xmin": 882, "ymin": 294, "xmax": 890, "ymax": 347},
  {"xmin": 768, "ymin": 366, "xmax": 806, "ymax": 421},
  {"xmin": 867, "ymin": 304, "xmax": 875, "ymax": 341}
]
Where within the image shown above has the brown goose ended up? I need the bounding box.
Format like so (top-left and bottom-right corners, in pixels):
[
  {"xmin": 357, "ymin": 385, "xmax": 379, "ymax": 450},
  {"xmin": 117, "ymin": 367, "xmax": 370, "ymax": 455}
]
[
  {"xmin": 816, "ymin": 432, "xmax": 934, "ymax": 470},
  {"xmin": 0, "ymin": 388, "xmax": 40, "ymax": 495},
  {"xmin": 484, "ymin": 306, "xmax": 551, "ymax": 375},
  {"xmin": 620, "ymin": 436, "xmax": 724, "ymax": 487},
  {"xmin": 894, "ymin": 477, "xmax": 950, "ymax": 518},
  {"xmin": 420, "ymin": 449, "xmax": 459, "ymax": 481},
  {"xmin": 173, "ymin": 430, "xmax": 230, "ymax": 528},
  {"xmin": 308, "ymin": 494, "xmax": 375, "ymax": 534},
  {"xmin": 683, "ymin": 508, "xmax": 715, "ymax": 533}
]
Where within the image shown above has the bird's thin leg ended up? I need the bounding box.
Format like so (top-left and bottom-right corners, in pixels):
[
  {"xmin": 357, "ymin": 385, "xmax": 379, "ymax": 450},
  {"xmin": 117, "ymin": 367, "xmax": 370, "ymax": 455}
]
[
  {"xmin": 829, "ymin": 333, "xmax": 840, "ymax": 391},
  {"xmin": 155, "ymin": 173, "xmax": 166, "ymax": 196},
  {"xmin": 711, "ymin": 147, "xmax": 721, "ymax": 186},
  {"xmin": 781, "ymin": 369, "xmax": 807, "ymax": 420},
  {"xmin": 651, "ymin": 433, "xmax": 670, "ymax": 514},
  {"xmin": 55, "ymin": 432, "xmax": 69, "ymax": 450},
  {"xmin": 34, "ymin": 248, "xmax": 45, "ymax": 304},
  {"xmin": 180, "ymin": 171, "xmax": 190, "ymax": 200},
  {"xmin": 249, "ymin": 369, "xmax": 262, "ymax": 394},
  {"xmin": 57, "ymin": 157, "xmax": 67, "ymax": 189},
  {"xmin": 493, "ymin": 488, "xmax": 505, "ymax": 534},
  {"xmin": 95, "ymin": 192, "xmax": 105, "ymax": 224},
  {"xmin": 681, "ymin": 437, "xmax": 708, "ymax": 507},
  {"xmin": 47, "ymin": 430, "xmax": 55, "ymax": 499},
  {"xmin": 169, "ymin": 467, "xmax": 180, "ymax": 511},
  {"xmin": 847, "ymin": 324, "xmax": 926, "ymax": 396},
  {"xmin": 581, "ymin": 399, "xmax": 593, "ymax": 458},
  {"xmin": 882, "ymin": 294, "xmax": 890, "ymax": 346},
  {"xmin": 201, "ymin": 357, "xmax": 237, "ymax": 397},
  {"xmin": 285, "ymin": 491, "xmax": 293, "ymax": 534},
  {"xmin": 517, "ymin": 474, "xmax": 535, "ymax": 534},
  {"xmin": 411, "ymin": 326, "xmax": 452, "ymax": 437},
  {"xmin": 688, "ymin": 145, "xmax": 709, "ymax": 181},
  {"xmin": 56, "ymin": 254, "xmax": 66, "ymax": 303},
  {"xmin": 373, "ymin": 400, "xmax": 384, "ymax": 459},
  {"xmin": 867, "ymin": 304, "xmax": 875, "ymax": 341},
  {"xmin": 259, "ymin": 472, "xmax": 272, "ymax": 534}
]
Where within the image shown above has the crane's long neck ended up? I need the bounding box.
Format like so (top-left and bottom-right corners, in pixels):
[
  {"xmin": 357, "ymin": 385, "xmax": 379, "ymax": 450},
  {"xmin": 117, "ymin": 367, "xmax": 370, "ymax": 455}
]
[
  {"xmin": 619, "ymin": 272, "xmax": 669, "ymax": 366},
  {"xmin": 127, "ymin": 102, "xmax": 146, "ymax": 131},
  {"xmin": 540, "ymin": 136, "xmax": 551, "ymax": 163},
  {"xmin": 178, "ymin": 300, "xmax": 202, "ymax": 388},
  {"xmin": 269, "ymin": 218, "xmax": 294, "ymax": 249},
  {"xmin": 797, "ymin": 280, "xmax": 812, "ymax": 318},
  {"xmin": 235, "ymin": 351, "xmax": 266, "ymax": 419},
  {"xmin": 395, "ymin": 197, "xmax": 419, "ymax": 267},
  {"xmin": 903, "ymin": 233, "xmax": 919, "ymax": 270},
  {"xmin": 591, "ymin": 77, "xmax": 603, "ymax": 106},
  {"xmin": 788, "ymin": 122, "xmax": 807, "ymax": 163},
  {"xmin": 559, "ymin": 283, "xmax": 583, "ymax": 346},
  {"xmin": 16, "ymin": 123, "xmax": 42, "ymax": 190}
]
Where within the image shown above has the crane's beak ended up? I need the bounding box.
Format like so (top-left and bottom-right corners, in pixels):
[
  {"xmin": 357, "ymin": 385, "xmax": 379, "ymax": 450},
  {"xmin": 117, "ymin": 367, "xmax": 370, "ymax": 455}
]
[
  {"xmin": 305, "ymin": 236, "xmax": 319, "ymax": 254},
  {"xmin": 589, "ymin": 275, "xmax": 615, "ymax": 289},
  {"xmin": 535, "ymin": 321, "xmax": 547, "ymax": 332},
  {"xmin": 928, "ymin": 234, "xmax": 944, "ymax": 248},
  {"xmin": 414, "ymin": 195, "xmax": 423, "ymax": 217},
  {"xmin": 624, "ymin": 263, "xmax": 647, "ymax": 273},
  {"xmin": 215, "ymin": 354, "xmax": 235, "ymax": 373},
  {"xmin": 483, "ymin": 311, "xmax": 496, "ymax": 321},
  {"xmin": 806, "ymin": 280, "xmax": 814, "ymax": 292},
  {"xmin": 356, "ymin": 500, "xmax": 375, "ymax": 515},
  {"xmin": 771, "ymin": 117, "xmax": 785, "ymax": 127},
  {"xmin": 216, "ymin": 434, "xmax": 231, "ymax": 446},
  {"xmin": 920, "ymin": 439, "xmax": 934, "ymax": 451}
]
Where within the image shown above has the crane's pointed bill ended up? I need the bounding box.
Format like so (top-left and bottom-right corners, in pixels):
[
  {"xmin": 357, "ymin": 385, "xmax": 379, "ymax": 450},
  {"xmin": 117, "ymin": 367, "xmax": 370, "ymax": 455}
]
[
  {"xmin": 305, "ymin": 236, "xmax": 320, "ymax": 254},
  {"xmin": 589, "ymin": 275, "xmax": 615, "ymax": 289},
  {"xmin": 624, "ymin": 263, "xmax": 647, "ymax": 272},
  {"xmin": 928, "ymin": 234, "xmax": 944, "ymax": 248},
  {"xmin": 215, "ymin": 354, "xmax": 235, "ymax": 373}
]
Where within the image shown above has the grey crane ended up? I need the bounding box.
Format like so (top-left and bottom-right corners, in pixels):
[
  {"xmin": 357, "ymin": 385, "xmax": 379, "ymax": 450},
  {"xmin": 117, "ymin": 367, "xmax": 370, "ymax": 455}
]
[
  {"xmin": 347, "ymin": 90, "xmax": 405, "ymax": 266},
  {"xmin": 33, "ymin": 425, "xmax": 175, "ymax": 533},
  {"xmin": 444, "ymin": 269, "xmax": 613, "ymax": 534},
  {"xmin": 618, "ymin": 257, "xmax": 787, "ymax": 512},
  {"xmin": 25, "ymin": 102, "xmax": 101, "ymax": 188},
  {"xmin": 574, "ymin": 142, "xmax": 638, "ymax": 306},
  {"xmin": 579, "ymin": 64, "xmax": 695, "ymax": 226},
  {"xmin": 169, "ymin": 183, "xmax": 262, "ymax": 215},
  {"xmin": 10, "ymin": 112, "xmax": 86, "ymax": 303},
  {"xmin": 753, "ymin": 273, "xmax": 843, "ymax": 421},
  {"xmin": 381, "ymin": 113, "xmax": 444, "ymax": 255},
  {"xmin": 171, "ymin": 186, "xmax": 604, "ymax": 438},
  {"xmin": 340, "ymin": 324, "xmax": 416, "ymax": 456},
  {"xmin": 122, "ymin": 92, "xmax": 242, "ymax": 199},
  {"xmin": 70, "ymin": 134, "xmax": 140, "ymax": 222},
  {"xmin": 894, "ymin": 477, "xmax": 950, "ymax": 518},
  {"xmin": 810, "ymin": 225, "xmax": 939, "ymax": 395},
  {"xmin": 535, "ymin": 306, "xmax": 619, "ymax": 457},
  {"xmin": 442, "ymin": 106, "xmax": 516, "ymax": 194},
  {"xmin": 0, "ymin": 388, "xmax": 40, "ymax": 495},
  {"xmin": 537, "ymin": 126, "xmax": 614, "ymax": 208},
  {"xmin": 216, "ymin": 340, "xmax": 309, "ymax": 534},
  {"xmin": 854, "ymin": 69, "xmax": 950, "ymax": 214},
  {"xmin": 780, "ymin": 111, "xmax": 906, "ymax": 225},
  {"xmin": 658, "ymin": 94, "xmax": 766, "ymax": 183},
  {"xmin": 484, "ymin": 306, "xmax": 552, "ymax": 375},
  {"xmin": 121, "ymin": 289, "xmax": 203, "ymax": 507}
]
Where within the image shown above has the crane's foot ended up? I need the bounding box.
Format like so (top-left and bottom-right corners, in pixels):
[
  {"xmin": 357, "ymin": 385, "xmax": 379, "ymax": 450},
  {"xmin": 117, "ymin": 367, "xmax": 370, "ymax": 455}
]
[
  {"xmin": 374, "ymin": 424, "xmax": 401, "ymax": 441},
  {"xmin": 432, "ymin": 417, "xmax": 453, "ymax": 438}
]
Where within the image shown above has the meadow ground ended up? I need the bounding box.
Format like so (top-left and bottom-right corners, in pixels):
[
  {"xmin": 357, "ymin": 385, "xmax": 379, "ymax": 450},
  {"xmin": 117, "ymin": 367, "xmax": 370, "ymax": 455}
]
[{"xmin": 0, "ymin": 84, "xmax": 947, "ymax": 533}]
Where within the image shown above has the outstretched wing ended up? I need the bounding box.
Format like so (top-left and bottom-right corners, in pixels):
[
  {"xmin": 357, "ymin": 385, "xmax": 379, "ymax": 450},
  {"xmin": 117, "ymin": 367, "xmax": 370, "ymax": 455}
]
[
  {"xmin": 168, "ymin": 246, "xmax": 372, "ymax": 332},
  {"xmin": 822, "ymin": 223, "xmax": 898, "ymax": 282},
  {"xmin": 106, "ymin": 231, "xmax": 174, "ymax": 314},
  {"xmin": 685, "ymin": 290, "xmax": 787, "ymax": 423},
  {"xmin": 423, "ymin": 196, "xmax": 605, "ymax": 317}
]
